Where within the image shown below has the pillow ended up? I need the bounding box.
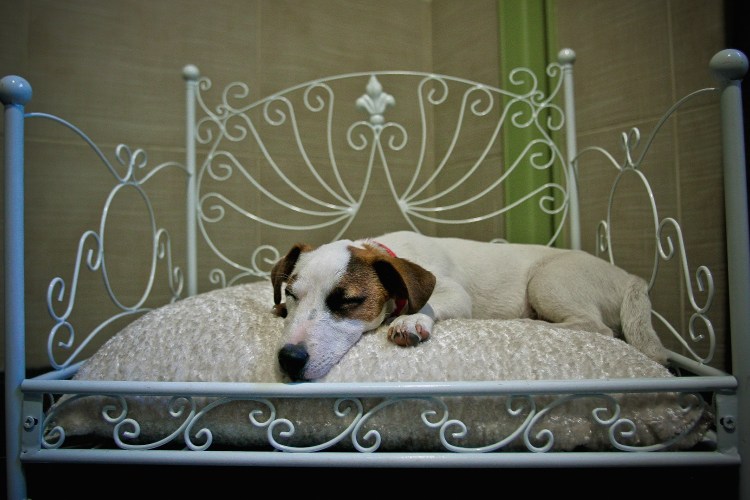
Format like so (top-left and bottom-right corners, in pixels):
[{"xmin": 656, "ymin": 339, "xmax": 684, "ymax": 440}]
[{"xmin": 46, "ymin": 281, "xmax": 714, "ymax": 453}]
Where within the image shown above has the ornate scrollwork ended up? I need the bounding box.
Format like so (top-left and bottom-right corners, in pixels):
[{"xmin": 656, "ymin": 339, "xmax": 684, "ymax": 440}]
[
  {"xmin": 184, "ymin": 397, "xmax": 276, "ymax": 451},
  {"xmin": 39, "ymin": 388, "xmax": 712, "ymax": 454},
  {"xmin": 33, "ymin": 112, "xmax": 187, "ymax": 369},
  {"xmin": 194, "ymin": 65, "xmax": 570, "ymax": 284},
  {"xmin": 350, "ymin": 397, "xmax": 449, "ymax": 452},
  {"xmin": 41, "ymin": 147, "xmax": 186, "ymax": 368},
  {"xmin": 113, "ymin": 396, "xmax": 196, "ymax": 450},
  {"xmin": 250, "ymin": 245, "xmax": 282, "ymax": 277},
  {"xmin": 524, "ymin": 394, "xmax": 619, "ymax": 452},
  {"xmin": 47, "ymin": 231, "xmax": 102, "ymax": 323},
  {"xmin": 42, "ymin": 394, "xmax": 129, "ymax": 449},
  {"xmin": 268, "ymin": 398, "xmax": 364, "ymax": 452},
  {"xmin": 574, "ymin": 86, "xmax": 719, "ymax": 365},
  {"xmin": 46, "ymin": 215, "xmax": 183, "ymax": 368},
  {"xmin": 608, "ymin": 392, "xmax": 708, "ymax": 451},
  {"xmin": 440, "ymin": 395, "xmax": 535, "ymax": 453}
]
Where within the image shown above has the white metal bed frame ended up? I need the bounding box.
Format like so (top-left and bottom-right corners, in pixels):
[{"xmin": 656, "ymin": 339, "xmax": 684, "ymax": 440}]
[{"xmin": 2, "ymin": 48, "xmax": 749, "ymax": 499}]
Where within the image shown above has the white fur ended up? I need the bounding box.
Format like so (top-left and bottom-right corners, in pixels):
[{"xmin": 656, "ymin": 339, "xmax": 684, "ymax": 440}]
[
  {"xmin": 276, "ymin": 231, "xmax": 667, "ymax": 380},
  {"xmin": 279, "ymin": 240, "xmax": 387, "ymax": 380}
]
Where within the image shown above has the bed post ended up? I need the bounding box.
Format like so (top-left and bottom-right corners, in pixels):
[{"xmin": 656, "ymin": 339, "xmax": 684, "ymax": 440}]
[
  {"xmin": 710, "ymin": 49, "xmax": 750, "ymax": 500},
  {"xmin": 558, "ymin": 48, "xmax": 580, "ymax": 251},
  {"xmin": 1, "ymin": 75, "xmax": 32, "ymax": 500},
  {"xmin": 183, "ymin": 65, "xmax": 200, "ymax": 297}
]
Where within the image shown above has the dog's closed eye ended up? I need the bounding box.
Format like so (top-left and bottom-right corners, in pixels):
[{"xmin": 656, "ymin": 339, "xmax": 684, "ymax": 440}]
[
  {"xmin": 326, "ymin": 288, "xmax": 365, "ymax": 313},
  {"xmin": 284, "ymin": 287, "xmax": 298, "ymax": 301}
]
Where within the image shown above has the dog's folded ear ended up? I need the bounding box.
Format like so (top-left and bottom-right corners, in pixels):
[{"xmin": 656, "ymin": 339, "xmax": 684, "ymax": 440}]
[
  {"xmin": 270, "ymin": 243, "xmax": 313, "ymax": 314},
  {"xmin": 372, "ymin": 257, "xmax": 436, "ymax": 313}
]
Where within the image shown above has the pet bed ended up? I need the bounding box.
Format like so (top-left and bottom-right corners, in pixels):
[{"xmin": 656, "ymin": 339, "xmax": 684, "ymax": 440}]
[{"xmin": 2, "ymin": 48, "xmax": 748, "ymax": 499}]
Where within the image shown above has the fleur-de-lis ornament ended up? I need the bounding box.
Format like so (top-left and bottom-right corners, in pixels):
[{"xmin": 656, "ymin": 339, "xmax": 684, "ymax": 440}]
[{"xmin": 356, "ymin": 75, "xmax": 395, "ymax": 126}]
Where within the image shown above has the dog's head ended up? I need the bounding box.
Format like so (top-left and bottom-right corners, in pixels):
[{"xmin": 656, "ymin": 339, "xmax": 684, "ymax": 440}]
[{"xmin": 270, "ymin": 239, "xmax": 436, "ymax": 381}]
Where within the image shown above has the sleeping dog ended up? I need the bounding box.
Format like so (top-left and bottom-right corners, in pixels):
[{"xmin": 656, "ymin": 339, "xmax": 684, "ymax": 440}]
[{"xmin": 271, "ymin": 230, "xmax": 667, "ymax": 381}]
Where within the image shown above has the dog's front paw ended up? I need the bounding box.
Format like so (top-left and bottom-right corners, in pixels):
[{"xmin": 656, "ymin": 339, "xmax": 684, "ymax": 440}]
[{"xmin": 388, "ymin": 313, "xmax": 434, "ymax": 347}]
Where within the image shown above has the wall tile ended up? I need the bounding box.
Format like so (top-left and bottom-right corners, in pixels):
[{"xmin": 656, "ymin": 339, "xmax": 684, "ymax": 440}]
[
  {"xmin": 670, "ymin": 0, "xmax": 725, "ymax": 101},
  {"xmin": 22, "ymin": 0, "xmax": 259, "ymax": 148},
  {"xmin": 556, "ymin": 0, "xmax": 673, "ymax": 131}
]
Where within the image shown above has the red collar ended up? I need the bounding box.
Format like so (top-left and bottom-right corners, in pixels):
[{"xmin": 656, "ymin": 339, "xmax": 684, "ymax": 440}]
[{"xmin": 372, "ymin": 240, "xmax": 408, "ymax": 317}]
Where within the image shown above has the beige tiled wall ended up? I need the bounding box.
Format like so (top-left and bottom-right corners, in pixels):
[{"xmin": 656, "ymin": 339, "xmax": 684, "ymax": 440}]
[{"xmin": 0, "ymin": 0, "xmax": 730, "ymax": 370}]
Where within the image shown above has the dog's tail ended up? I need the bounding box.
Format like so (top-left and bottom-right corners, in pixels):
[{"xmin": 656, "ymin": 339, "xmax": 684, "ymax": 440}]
[{"xmin": 620, "ymin": 276, "xmax": 667, "ymax": 364}]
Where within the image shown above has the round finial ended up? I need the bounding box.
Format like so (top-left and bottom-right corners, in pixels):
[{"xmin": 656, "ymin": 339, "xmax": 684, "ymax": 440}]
[
  {"xmin": 710, "ymin": 49, "xmax": 748, "ymax": 81},
  {"xmin": 182, "ymin": 64, "xmax": 200, "ymax": 81},
  {"xmin": 0, "ymin": 75, "xmax": 32, "ymax": 105},
  {"xmin": 558, "ymin": 48, "xmax": 576, "ymax": 65}
]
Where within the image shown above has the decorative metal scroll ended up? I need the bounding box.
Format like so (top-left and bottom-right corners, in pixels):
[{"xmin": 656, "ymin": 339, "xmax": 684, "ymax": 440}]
[
  {"xmin": 192, "ymin": 65, "xmax": 571, "ymax": 285},
  {"xmin": 35, "ymin": 113, "xmax": 189, "ymax": 369},
  {"xmin": 573, "ymin": 88, "xmax": 719, "ymax": 365},
  {"xmin": 42, "ymin": 389, "xmax": 710, "ymax": 453}
]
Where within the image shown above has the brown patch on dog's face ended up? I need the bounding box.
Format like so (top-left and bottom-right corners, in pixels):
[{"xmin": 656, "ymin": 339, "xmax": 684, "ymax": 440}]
[
  {"xmin": 341, "ymin": 243, "xmax": 436, "ymax": 318},
  {"xmin": 326, "ymin": 254, "xmax": 391, "ymax": 321}
]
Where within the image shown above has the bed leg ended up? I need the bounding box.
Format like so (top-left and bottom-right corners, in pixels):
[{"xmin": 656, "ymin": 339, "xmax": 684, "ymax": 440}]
[
  {"xmin": 711, "ymin": 49, "xmax": 749, "ymax": 500},
  {"xmin": 2, "ymin": 75, "xmax": 33, "ymax": 500}
]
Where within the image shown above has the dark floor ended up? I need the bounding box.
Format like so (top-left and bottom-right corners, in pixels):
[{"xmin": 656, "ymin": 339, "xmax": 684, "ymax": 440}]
[{"xmin": 12, "ymin": 463, "xmax": 742, "ymax": 499}]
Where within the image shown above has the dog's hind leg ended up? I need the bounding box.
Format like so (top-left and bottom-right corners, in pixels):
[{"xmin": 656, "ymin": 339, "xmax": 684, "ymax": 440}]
[
  {"xmin": 526, "ymin": 252, "xmax": 619, "ymax": 337},
  {"xmin": 527, "ymin": 251, "xmax": 667, "ymax": 364},
  {"xmin": 528, "ymin": 292, "xmax": 616, "ymax": 337}
]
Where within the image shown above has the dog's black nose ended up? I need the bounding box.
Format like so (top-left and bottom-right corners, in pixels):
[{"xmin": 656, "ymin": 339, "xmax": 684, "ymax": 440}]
[{"xmin": 278, "ymin": 343, "xmax": 309, "ymax": 381}]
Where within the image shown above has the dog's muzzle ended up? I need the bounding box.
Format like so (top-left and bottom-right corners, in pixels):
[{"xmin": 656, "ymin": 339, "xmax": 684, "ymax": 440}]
[{"xmin": 278, "ymin": 343, "xmax": 309, "ymax": 381}]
